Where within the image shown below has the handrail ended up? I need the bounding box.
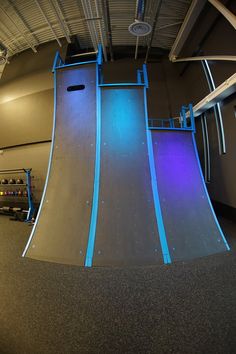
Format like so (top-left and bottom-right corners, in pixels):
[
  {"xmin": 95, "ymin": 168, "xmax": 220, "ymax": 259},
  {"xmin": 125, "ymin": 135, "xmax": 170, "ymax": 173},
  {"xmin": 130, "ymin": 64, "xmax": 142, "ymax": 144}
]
[
  {"xmin": 149, "ymin": 104, "xmax": 195, "ymax": 131},
  {"xmin": 0, "ymin": 168, "xmax": 32, "ymax": 174}
]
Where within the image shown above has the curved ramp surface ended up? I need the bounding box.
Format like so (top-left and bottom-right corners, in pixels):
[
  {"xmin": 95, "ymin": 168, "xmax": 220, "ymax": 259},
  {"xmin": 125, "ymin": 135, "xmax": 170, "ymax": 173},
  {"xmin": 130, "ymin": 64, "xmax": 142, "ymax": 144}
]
[
  {"xmin": 151, "ymin": 130, "xmax": 229, "ymax": 261},
  {"xmin": 24, "ymin": 65, "xmax": 97, "ymax": 265},
  {"xmin": 93, "ymin": 87, "xmax": 163, "ymax": 266}
]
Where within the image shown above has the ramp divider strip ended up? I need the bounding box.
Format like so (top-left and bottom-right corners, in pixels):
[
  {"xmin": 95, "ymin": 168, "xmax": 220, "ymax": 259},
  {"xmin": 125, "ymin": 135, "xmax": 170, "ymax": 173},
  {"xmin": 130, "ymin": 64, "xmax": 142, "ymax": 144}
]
[
  {"xmin": 143, "ymin": 88, "xmax": 172, "ymax": 264},
  {"xmin": 22, "ymin": 69, "xmax": 58, "ymax": 257},
  {"xmin": 191, "ymin": 132, "xmax": 230, "ymax": 251},
  {"xmin": 85, "ymin": 63, "xmax": 101, "ymax": 267}
]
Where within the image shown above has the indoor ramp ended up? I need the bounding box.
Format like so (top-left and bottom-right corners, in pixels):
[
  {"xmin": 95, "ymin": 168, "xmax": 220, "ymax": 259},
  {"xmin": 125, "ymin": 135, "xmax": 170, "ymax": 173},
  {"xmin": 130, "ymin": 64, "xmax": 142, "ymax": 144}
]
[
  {"xmin": 151, "ymin": 129, "xmax": 229, "ymax": 261},
  {"xmin": 22, "ymin": 63, "xmax": 97, "ymax": 266},
  {"xmin": 23, "ymin": 49, "xmax": 229, "ymax": 267}
]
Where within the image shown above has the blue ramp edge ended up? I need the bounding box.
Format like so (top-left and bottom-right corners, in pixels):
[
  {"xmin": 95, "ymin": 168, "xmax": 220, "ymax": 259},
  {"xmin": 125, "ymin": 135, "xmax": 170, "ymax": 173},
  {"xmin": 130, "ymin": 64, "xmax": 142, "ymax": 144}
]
[
  {"xmin": 85, "ymin": 63, "xmax": 102, "ymax": 267},
  {"xmin": 143, "ymin": 89, "xmax": 171, "ymax": 264}
]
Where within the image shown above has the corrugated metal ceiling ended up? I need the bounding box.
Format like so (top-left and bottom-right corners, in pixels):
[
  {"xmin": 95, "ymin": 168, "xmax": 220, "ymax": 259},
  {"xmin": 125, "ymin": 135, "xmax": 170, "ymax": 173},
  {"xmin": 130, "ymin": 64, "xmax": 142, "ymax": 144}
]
[{"xmin": 0, "ymin": 0, "xmax": 192, "ymax": 58}]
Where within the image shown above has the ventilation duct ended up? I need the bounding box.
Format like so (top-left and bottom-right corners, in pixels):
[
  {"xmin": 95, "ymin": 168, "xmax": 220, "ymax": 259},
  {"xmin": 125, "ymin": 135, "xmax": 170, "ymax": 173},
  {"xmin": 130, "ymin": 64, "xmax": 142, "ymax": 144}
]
[{"xmin": 128, "ymin": 0, "xmax": 152, "ymax": 36}]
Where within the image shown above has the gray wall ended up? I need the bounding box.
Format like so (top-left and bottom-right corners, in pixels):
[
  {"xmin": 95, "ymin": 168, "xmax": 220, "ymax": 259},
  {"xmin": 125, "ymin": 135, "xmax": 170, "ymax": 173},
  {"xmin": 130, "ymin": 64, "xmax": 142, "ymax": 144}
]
[
  {"xmin": 0, "ymin": 40, "xmax": 67, "ymax": 203},
  {"xmin": 0, "ymin": 40, "xmax": 67, "ymax": 147}
]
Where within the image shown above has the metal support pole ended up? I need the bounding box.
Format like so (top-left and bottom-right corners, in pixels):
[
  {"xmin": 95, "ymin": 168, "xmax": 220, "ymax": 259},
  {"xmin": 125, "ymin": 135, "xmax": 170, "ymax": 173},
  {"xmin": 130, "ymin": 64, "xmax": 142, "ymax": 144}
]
[
  {"xmin": 201, "ymin": 113, "xmax": 211, "ymax": 182},
  {"xmin": 201, "ymin": 59, "xmax": 226, "ymax": 154},
  {"xmin": 144, "ymin": 0, "xmax": 163, "ymax": 63}
]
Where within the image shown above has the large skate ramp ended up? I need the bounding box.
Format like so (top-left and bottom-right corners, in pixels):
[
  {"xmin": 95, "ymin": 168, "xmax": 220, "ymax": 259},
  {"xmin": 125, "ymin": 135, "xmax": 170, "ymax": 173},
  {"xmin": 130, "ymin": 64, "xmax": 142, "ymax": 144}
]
[
  {"xmin": 24, "ymin": 64, "xmax": 97, "ymax": 265},
  {"xmin": 92, "ymin": 86, "xmax": 163, "ymax": 266},
  {"xmin": 151, "ymin": 130, "xmax": 229, "ymax": 261}
]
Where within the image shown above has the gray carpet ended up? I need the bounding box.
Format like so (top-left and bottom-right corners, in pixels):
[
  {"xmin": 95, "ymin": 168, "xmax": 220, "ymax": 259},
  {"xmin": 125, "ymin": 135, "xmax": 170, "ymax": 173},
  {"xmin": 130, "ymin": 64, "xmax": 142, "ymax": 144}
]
[{"xmin": 0, "ymin": 215, "xmax": 236, "ymax": 354}]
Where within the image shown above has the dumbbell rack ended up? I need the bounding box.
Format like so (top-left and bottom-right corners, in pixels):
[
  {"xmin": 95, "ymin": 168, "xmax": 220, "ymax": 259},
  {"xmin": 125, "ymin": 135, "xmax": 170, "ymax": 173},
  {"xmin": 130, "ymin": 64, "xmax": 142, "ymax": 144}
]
[{"xmin": 0, "ymin": 168, "xmax": 35, "ymax": 221}]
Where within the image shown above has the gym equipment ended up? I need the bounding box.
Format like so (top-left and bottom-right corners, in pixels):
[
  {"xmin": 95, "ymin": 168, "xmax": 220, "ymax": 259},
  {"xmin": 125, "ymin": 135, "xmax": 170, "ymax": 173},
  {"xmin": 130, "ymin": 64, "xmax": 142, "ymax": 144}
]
[
  {"xmin": 9, "ymin": 179, "xmax": 16, "ymax": 184},
  {"xmin": 16, "ymin": 178, "xmax": 24, "ymax": 184},
  {"xmin": 0, "ymin": 168, "xmax": 34, "ymax": 221}
]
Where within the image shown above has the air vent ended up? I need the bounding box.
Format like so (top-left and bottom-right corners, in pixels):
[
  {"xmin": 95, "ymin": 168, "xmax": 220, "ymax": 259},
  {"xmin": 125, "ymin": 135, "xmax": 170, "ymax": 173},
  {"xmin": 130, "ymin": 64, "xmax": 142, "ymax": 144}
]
[{"xmin": 128, "ymin": 20, "xmax": 152, "ymax": 37}]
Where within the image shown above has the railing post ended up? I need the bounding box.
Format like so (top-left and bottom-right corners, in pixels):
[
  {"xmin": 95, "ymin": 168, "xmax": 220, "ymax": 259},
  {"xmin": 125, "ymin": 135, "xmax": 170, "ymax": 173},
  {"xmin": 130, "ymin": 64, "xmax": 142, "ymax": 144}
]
[
  {"xmin": 189, "ymin": 103, "xmax": 195, "ymax": 132},
  {"xmin": 142, "ymin": 64, "xmax": 149, "ymax": 88}
]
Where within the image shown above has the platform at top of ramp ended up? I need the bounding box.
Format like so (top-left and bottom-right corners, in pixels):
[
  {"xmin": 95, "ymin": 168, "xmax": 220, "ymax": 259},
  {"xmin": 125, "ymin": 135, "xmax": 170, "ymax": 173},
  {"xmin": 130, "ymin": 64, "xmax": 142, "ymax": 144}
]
[
  {"xmin": 92, "ymin": 86, "xmax": 163, "ymax": 266},
  {"xmin": 151, "ymin": 130, "xmax": 229, "ymax": 261},
  {"xmin": 24, "ymin": 64, "xmax": 97, "ymax": 266}
]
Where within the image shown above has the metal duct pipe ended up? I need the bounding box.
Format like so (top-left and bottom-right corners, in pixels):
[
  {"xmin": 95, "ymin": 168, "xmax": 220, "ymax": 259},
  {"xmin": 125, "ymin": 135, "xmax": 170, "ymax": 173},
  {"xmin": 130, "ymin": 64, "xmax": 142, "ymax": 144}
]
[
  {"xmin": 144, "ymin": 0, "xmax": 163, "ymax": 63},
  {"xmin": 135, "ymin": 0, "xmax": 146, "ymax": 21},
  {"xmin": 134, "ymin": 0, "xmax": 145, "ymax": 59},
  {"xmin": 101, "ymin": 0, "xmax": 114, "ymax": 61}
]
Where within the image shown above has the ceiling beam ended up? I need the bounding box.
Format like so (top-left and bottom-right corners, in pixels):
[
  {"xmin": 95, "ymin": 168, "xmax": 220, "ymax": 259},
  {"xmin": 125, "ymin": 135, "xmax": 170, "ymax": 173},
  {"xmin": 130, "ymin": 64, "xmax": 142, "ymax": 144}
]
[
  {"xmin": 157, "ymin": 22, "xmax": 182, "ymax": 30},
  {"xmin": 48, "ymin": 0, "xmax": 71, "ymax": 43},
  {"xmin": 0, "ymin": 24, "xmax": 18, "ymax": 53},
  {"xmin": 7, "ymin": 0, "xmax": 39, "ymax": 45},
  {"xmin": 193, "ymin": 73, "xmax": 236, "ymax": 116},
  {"xmin": 0, "ymin": 4, "xmax": 37, "ymax": 53},
  {"xmin": 169, "ymin": 0, "xmax": 206, "ymax": 61},
  {"xmin": 208, "ymin": 0, "xmax": 236, "ymax": 30},
  {"xmin": 171, "ymin": 55, "xmax": 236, "ymax": 62},
  {"xmin": 34, "ymin": 0, "xmax": 62, "ymax": 47}
]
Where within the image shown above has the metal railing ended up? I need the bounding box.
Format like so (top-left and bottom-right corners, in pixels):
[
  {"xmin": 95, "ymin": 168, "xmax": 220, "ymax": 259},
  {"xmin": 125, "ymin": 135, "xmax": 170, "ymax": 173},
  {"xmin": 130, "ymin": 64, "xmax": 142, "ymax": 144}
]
[{"xmin": 149, "ymin": 104, "xmax": 195, "ymax": 132}]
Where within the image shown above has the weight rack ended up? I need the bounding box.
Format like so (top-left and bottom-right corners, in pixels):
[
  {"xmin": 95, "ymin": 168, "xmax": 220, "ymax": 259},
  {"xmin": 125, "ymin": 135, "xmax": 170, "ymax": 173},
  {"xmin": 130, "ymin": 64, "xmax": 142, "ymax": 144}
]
[{"xmin": 0, "ymin": 168, "xmax": 35, "ymax": 222}]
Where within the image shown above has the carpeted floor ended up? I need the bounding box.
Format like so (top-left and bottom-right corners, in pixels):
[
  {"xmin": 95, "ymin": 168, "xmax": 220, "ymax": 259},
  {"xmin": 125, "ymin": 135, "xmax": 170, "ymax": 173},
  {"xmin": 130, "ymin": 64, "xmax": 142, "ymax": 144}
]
[{"xmin": 0, "ymin": 215, "xmax": 236, "ymax": 354}]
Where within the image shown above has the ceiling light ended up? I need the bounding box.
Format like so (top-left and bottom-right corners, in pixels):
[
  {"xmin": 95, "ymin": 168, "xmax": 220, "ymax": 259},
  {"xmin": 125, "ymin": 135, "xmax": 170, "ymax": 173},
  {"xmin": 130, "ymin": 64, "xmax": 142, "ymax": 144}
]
[{"xmin": 128, "ymin": 20, "xmax": 152, "ymax": 36}]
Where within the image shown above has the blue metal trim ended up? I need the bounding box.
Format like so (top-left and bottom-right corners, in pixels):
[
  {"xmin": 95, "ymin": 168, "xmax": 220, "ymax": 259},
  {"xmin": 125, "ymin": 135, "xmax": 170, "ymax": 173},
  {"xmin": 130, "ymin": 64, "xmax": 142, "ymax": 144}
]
[
  {"xmin": 142, "ymin": 64, "xmax": 149, "ymax": 88},
  {"xmin": 149, "ymin": 127, "xmax": 193, "ymax": 132},
  {"xmin": 191, "ymin": 132, "xmax": 230, "ymax": 251},
  {"xmin": 97, "ymin": 44, "xmax": 102, "ymax": 66},
  {"xmin": 143, "ymin": 88, "xmax": 171, "ymax": 264},
  {"xmin": 52, "ymin": 51, "xmax": 59, "ymax": 73},
  {"xmin": 55, "ymin": 60, "xmax": 97, "ymax": 70},
  {"xmin": 52, "ymin": 51, "xmax": 65, "ymax": 73},
  {"xmin": 137, "ymin": 70, "xmax": 142, "ymax": 84},
  {"xmin": 85, "ymin": 62, "xmax": 101, "ymax": 267},
  {"xmin": 189, "ymin": 103, "xmax": 195, "ymax": 133},
  {"xmin": 99, "ymin": 83, "xmax": 145, "ymax": 87},
  {"xmin": 22, "ymin": 68, "xmax": 58, "ymax": 257},
  {"xmin": 181, "ymin": 107, "xmax": 187, "ymax": 128}
]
